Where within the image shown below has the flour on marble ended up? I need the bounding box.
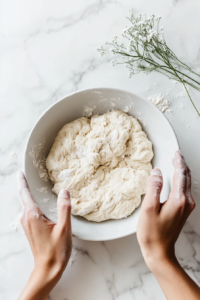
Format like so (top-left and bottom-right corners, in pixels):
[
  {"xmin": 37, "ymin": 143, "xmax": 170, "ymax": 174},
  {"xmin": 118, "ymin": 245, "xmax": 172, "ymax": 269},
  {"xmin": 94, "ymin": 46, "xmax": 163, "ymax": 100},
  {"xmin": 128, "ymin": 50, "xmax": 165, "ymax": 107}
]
[
  {"xmin": 9, "ymin": 151, "xmax": 17, "ymax": 158},
  {"xmin": 176, "ymin": 91, "xmax": 187, "ymax": 98},
  {"xmin": 148, "ymin": 94, "xmax": 173, "ymax": 113},
  {"xmin": 10, "ymin": 213, "xmax": 22, "ymax": 231}
]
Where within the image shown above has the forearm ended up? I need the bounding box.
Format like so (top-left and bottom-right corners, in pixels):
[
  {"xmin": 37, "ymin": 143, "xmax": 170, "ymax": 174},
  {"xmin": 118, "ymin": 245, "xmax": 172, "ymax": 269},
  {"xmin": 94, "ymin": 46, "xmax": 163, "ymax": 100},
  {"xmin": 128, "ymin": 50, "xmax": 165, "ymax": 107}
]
[
  {"xmin": 18, "ymin": 267, "xmax": 62, "ymax": 300},
  {"xmin": 148, "ymin": 256, "xmax": 200, "ymax": 300}
]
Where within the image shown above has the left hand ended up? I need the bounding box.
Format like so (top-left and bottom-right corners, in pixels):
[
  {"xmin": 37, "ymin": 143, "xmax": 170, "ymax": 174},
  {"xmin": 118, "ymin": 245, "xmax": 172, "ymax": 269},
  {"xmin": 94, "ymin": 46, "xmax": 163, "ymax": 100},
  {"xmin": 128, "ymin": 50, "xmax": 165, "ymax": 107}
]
[{"xmin": 18, "ymin": 171, "xmax": 72, "ymax": 300}]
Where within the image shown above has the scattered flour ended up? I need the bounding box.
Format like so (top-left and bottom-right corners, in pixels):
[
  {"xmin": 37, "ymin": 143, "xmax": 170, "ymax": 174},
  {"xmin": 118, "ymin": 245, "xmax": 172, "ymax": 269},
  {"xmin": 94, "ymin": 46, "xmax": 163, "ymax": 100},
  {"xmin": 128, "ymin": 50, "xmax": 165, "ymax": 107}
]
[
  {"xmin": 83, "ymin": 106, "xmax": 96, "ymax": 118},
  {"xmin": 42, "ymin": 198, "xmax": 50, "ymax": 203},
  {"xmin": 37, "ymin": 187, "xmax": 48, "ymax": 193},
  {"xmin": 176, "ymin": 91, "xmax": 186, "ymax": 98},
  {"xmin": 137, "ymin": 117, "xmax": 146, "ymax": 129},
  {"xmin": 29, "ymin": 138, "xmax": 49, "ymax": 181},
  {"xmin": 58, "ymin": 169, "xmax": 76, "ymax": 181},
  {"xmin": 10, "ymin": 213, "xmax": 22, "ymax": 231},
  {"xmin": 92, "ymin": 90, "xmax": 101, "ymax": 94},
  {"xmin": 9, "ymin": 151, "xmax": 17, "ymax": 158},
  {"xmin": 98, "ymin": 98, "xmax": 107, "ymax": 103},
  {"xmin": 148, "ymin": 94, "xmax": 173, "ymax": 113},
  {"xmin": 49, "ymin": 201, "xmax": 58, "ymax": 219},
  {"xmin": 123, "ymin": 105, "xmax": 132, "ymax": 113},
  {"xmin": 70, "ymin": 258, "xmax": 75, "ymax": 267},
  {"xmin": 193, "ymin": 179, "xmax": 200, "ymax": 195}
]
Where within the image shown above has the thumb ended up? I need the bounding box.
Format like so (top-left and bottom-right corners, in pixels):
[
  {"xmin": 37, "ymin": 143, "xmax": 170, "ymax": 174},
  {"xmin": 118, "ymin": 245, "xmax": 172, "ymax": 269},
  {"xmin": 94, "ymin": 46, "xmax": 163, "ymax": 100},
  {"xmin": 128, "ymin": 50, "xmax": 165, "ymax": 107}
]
[
  {"xmin": 57, "ymin": 189, "xmax": 71, "ymax": 229},
  {"xmin": 142, "ymin": 168, "xmax": 163, "ymax": 213}
]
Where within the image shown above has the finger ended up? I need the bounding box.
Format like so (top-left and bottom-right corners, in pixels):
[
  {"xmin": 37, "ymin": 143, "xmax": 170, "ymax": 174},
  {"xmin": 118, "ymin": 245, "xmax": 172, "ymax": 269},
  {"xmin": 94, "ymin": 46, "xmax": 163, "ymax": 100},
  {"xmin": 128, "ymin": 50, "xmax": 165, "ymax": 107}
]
[
  {"xmin": 142, "ymin": 168, "xmax": 163, "ymax": 213},
  {"xmin": 186, "ymin": 167, "xmax": 191, "ymax": 197},
  {"xmin": 17, "ymin": 170, "xmax": 28, "ymax": 208},
  {"xmin": 185, "ymin": 168, "xmax": 195, "ymax": 209},
  {"xmin": 57, "ymin": 189, "xmax": 71, "ymax": 230},
  {"xmin": 171, "ymin": 168, "xmax": 195, "ymax": 236},
  {"xmin": 17, "ymin": 170, "xmax": 28, "ymax": 189},
  {"xmin": 170, "ymin": 150, "xmax": 187, "ymax": 200},
  {"xmin": 17, "ymin": 170, "xmax": 37, "ymax": 211},
  {"xmin": 17, "ymin": 171, "xmax": 42, "ymax": 222}
]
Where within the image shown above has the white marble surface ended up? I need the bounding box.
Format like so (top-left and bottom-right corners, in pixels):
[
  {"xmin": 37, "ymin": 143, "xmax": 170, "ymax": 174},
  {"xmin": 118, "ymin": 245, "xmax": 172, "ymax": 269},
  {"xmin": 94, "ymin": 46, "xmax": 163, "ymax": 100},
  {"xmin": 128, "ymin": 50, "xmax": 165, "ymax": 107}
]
[{"xmin": 1, "ymin": 0, "xmax": 200, "ymax": 299}]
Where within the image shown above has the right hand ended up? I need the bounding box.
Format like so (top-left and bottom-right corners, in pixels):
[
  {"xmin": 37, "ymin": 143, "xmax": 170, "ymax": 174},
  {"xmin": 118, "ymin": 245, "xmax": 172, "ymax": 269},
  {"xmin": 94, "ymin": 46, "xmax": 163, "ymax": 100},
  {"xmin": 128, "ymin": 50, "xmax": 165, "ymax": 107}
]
[
  {"xmin": 18, "ymin": 171, "xmax": 72, "ymax": 278},
  {"xmin": 137, "ymin": 150, "xmax": 195, "ymax": 270}
]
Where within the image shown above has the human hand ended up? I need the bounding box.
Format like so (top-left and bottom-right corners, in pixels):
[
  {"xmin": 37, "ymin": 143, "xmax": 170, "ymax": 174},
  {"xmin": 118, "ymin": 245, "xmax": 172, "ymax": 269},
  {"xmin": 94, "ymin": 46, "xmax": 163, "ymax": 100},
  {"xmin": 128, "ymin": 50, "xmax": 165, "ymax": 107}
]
[
  {"xmin": 18, "ymin": 171, "xmax": 72, "ymax": 300},
  {"xmin": 137, "ymin": 150, "xmax": 195, "ymax": 270}
]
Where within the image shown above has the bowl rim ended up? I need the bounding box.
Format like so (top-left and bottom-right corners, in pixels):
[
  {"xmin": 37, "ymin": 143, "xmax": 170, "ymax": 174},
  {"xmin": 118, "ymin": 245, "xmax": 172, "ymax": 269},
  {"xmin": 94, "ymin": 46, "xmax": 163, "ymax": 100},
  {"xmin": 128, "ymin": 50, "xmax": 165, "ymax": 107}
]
[{"xmin": 23, "ymin": 87, "xmax": 179, "ymax": 241}]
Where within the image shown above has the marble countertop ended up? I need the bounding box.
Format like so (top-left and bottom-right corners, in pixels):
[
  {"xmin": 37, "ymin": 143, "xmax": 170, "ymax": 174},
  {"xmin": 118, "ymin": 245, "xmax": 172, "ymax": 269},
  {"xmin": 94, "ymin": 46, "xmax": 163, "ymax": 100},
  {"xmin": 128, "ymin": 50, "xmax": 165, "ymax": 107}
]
[{"xmin": 1, "ymin": 0, "xmax": 200, "ymax": 299}]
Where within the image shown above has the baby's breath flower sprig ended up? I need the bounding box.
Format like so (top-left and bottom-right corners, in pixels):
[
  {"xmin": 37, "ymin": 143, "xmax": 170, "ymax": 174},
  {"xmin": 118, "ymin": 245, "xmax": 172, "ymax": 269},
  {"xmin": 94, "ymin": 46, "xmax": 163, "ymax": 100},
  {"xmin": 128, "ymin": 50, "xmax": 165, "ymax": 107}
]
[{"xmin": 97, "ymin": 11, "xmax": 200, "ymax": 116}]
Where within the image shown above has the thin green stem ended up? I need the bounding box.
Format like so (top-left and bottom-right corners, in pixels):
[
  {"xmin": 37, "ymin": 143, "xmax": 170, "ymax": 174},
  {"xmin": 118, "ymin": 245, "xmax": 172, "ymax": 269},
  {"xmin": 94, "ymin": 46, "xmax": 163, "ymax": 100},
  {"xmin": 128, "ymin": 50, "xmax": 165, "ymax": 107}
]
[
  {"xmin": 169, "ymin": 62, "xmax": 200, "ymax": 116},
  {"xmin": 182, "ymin": 81, "xmax": 200, "ymax": 116},
  {"xmin": 99, "ymin": 13, "xmax": 200, "ymax": 116}
]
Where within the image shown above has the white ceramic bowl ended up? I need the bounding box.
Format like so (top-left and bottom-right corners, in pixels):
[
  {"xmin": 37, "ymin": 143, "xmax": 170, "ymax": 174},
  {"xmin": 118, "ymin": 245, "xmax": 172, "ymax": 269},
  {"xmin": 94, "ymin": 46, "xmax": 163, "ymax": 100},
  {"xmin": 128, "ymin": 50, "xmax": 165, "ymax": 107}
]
[{"xmin": 24, "ymin": 88, "xmax": 179, "ymax": 241}]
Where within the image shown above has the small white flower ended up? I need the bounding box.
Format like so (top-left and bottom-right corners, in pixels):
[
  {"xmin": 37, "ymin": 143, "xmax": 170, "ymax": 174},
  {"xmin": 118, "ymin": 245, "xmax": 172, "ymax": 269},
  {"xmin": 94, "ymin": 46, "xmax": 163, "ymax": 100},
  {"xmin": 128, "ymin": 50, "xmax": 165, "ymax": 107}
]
[
  {"xmin": 127, "ymin": 46, "xmax": 132, "ymax": 53},
  {"xmin": 145, "ymin": 25, "xmax": 151, "ymax": 31},
  {"xmin": 159, "ymin": 36, "xmax": 164, "ymax": 43},
  {"xmin": 109, "ymin": 48, "xmax": 115, "ymax": 55}
]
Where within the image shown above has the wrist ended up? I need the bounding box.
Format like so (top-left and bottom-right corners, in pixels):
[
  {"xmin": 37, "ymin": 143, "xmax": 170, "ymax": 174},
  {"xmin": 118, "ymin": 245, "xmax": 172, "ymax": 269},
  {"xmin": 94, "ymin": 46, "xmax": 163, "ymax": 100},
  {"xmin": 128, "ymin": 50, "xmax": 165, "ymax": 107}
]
[
  {"xmin": 147, "ymin": 255, "xmax": 178, "ymax": 274},
  {"xmin": 33, "ymin": 262, "xmax": 63, "ymax": 284},
  {"xmin": 141, "ymin": 247, "xmax": 177, "ymax": 273},
  {"xmin": 18, "ymin": 264, "xmax": 64, "ymax": 300}
]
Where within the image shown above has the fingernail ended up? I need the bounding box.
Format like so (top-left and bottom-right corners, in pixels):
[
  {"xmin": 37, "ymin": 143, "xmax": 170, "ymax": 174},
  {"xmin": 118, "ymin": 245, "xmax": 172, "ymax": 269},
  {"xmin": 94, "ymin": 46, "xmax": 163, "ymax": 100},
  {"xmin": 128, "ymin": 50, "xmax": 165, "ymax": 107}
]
[
  {"xmin": 59, "ymin": 188, "xmax": 70, "ymax": 199},
  {"xmin": 151, "ymin": 168, "xmax": 162, "ymax": 176},
  {"xmin": 175, "ymin": 150, "xmax": 184, "ymax": 159},
  {"xmin": 174, "ymin": 150, "xmax": 186, "ymax": 168}
]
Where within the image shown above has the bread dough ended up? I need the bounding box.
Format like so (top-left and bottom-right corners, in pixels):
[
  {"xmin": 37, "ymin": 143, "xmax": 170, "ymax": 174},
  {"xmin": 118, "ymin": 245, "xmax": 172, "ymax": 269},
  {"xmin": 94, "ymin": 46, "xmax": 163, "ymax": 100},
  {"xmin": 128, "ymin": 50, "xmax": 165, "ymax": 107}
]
[{"xmin": 46, "ymin": 110, "xmax": 153, "ymax": 222}]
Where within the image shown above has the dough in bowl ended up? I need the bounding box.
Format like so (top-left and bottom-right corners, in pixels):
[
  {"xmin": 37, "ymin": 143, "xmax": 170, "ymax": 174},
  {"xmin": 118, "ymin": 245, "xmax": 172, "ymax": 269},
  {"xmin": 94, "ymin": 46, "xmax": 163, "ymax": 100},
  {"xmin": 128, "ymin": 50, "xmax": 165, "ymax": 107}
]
[{"xmin": 46, "ymin": 110, "xmax": 153, "ymax": 222}]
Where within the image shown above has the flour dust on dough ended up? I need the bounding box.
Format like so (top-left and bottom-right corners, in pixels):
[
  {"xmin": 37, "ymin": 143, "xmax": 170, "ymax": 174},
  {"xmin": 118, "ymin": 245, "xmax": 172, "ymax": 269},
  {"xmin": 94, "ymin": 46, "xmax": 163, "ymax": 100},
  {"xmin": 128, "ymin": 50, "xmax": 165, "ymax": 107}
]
[{"xmin": 46, "ymin": 110, "xmax": 154, "ymax": 222}]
